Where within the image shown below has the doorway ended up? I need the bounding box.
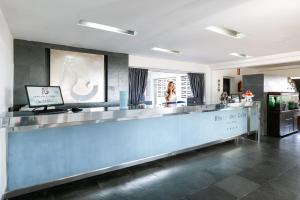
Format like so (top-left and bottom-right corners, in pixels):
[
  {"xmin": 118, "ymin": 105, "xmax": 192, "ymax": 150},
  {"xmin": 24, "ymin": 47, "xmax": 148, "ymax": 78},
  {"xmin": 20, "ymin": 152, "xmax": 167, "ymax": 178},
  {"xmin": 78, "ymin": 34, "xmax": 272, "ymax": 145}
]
[{"xmin": 223, "ymin": 78, "xmax": 231, "ymax": 95}]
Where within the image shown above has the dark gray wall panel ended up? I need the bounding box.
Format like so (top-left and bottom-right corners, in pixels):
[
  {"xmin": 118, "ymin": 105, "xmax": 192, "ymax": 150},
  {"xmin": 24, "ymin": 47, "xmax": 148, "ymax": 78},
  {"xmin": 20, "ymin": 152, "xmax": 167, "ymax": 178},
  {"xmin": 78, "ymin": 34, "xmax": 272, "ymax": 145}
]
[
  {"xmin": 13, "ymin": 39, "xmax": 129, "ymax": 105},
  {"xmin": 107, "ymin": 53, "xmax": 128, "ymax": 102},
  {"xmin": 242, "ymin": 74, "xmax": 265, "ymax": 135},
  {"xmin": 14, "ymin": 43, "xmax": 49, "ymax": 105},
  {"xmin": 242, "ymin": 74, "xmax": 264, "ymax": 101}
]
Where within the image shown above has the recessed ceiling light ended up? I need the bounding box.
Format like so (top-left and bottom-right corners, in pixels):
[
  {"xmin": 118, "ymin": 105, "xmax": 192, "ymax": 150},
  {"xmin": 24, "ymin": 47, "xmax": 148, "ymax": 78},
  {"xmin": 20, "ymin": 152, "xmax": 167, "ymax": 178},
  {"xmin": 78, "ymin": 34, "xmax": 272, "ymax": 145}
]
[
  {"xmin": 151, "ymin": 47, "xmax": 181, "ymax": 54},
  {"xmin": 205, "ymin": 26, "xmax": 245, "ymax": 39},
  {"xmin": 229, "ymin": 52, "xmax": 252, "ymax": 58},
  {"xmin": 78, "ymin": 20, "xmax": 137, "ymax": 36}
]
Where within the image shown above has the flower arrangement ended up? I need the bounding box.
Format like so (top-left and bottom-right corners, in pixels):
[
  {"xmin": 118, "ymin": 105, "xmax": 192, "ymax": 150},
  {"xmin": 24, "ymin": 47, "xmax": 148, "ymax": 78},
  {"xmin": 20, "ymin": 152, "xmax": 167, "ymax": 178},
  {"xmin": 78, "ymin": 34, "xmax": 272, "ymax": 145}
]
[{"xmin": 242, "ymin": 90, "xmax": 254, "ymax": 102}]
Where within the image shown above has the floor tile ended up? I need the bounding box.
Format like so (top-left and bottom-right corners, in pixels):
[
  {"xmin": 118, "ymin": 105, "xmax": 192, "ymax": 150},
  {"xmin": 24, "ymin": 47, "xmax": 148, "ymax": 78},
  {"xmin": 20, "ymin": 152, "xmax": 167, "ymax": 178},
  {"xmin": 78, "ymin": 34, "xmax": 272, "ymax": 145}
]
[
  {"xmin": 238, "ymin": 159, "xmax": 291, "ymax": 184},
  {"xmin": 215, "ymin": 175, "xmax": 259, "ymax": 198},
  {"xmin": 206, "ymin": 160, "xmax": 242, "ymax": 179},
  {"xmin": 240, "ymin": 183, "xmax": 298, "ymax": 200},
  {"xmin": 269, "ymin": 165, "xmax": 300, "ymax": 196},
  {"xmin": 187, "ymin": 186, "xmax": 236, "ymax": 200}
]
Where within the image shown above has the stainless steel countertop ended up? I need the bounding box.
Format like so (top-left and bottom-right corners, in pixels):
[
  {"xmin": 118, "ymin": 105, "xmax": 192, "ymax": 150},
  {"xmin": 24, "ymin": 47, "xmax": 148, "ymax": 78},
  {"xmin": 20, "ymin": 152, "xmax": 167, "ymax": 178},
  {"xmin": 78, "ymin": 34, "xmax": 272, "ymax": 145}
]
[{"xmin": 0, "ymin": 102, "xmax": 260, "ymax": 132}]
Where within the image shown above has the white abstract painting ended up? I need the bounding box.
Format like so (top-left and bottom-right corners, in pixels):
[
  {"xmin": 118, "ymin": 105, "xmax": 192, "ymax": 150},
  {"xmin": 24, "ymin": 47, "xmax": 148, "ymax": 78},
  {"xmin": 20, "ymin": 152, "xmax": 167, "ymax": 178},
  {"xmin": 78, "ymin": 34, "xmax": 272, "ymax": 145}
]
[{"xmin": 50, "ymin": 49, "xmax": 105, "ymax": 103}]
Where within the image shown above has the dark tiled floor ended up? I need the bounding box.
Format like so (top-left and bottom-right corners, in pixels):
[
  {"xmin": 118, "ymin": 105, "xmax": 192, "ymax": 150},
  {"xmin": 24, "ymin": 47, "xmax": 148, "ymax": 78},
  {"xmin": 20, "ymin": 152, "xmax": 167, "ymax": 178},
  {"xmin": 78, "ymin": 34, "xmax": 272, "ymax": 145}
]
[{"xmin": 9, "ymin": 133, "xmax": 300, "ymax": 200}]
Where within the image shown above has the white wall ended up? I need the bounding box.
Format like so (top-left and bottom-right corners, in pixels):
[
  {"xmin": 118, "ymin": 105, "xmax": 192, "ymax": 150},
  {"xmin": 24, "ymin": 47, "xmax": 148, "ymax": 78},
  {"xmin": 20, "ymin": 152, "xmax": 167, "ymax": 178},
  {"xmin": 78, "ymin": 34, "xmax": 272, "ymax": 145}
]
[
  {"xmin": 211, "ymin": 69, "xmax": 238, "ymax": 104},
  {"xmin": 129, "ymin": 55, "xmax": 212, "ymax": 103},
  {"xmin": 253, "ymin": 64, "xmax": 300, "ymax": 77},
  {"xmin": 0, "ymin": 8, "xmax": 14, "ymax": 198}
]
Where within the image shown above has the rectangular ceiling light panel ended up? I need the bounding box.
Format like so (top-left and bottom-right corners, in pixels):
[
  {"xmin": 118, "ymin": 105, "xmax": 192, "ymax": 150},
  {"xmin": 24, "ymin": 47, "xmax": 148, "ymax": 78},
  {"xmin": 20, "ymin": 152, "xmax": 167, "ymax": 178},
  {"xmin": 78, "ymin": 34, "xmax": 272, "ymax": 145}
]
[
  {"xmin": 206, "ymin": 26, "xmax": 245, "ymax": 39},
  {"xmin": 151, "ymin": 47, "xmax": 181, "ymax": 54},
  {"xmin": 229, "ymin": 52, "xmax": 252, "ymax": 58},
  {"xmin": 78, "ymin": 20, "xmax": 137, "ymax": 36}
]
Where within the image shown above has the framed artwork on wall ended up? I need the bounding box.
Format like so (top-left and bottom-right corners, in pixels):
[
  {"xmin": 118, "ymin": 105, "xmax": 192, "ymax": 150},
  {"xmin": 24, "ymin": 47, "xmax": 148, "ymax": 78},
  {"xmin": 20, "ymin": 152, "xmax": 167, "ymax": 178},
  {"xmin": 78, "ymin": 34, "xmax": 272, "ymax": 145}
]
[{"xmin": 50, "ymin": 49, "xmax": 105, "ymax": 103}]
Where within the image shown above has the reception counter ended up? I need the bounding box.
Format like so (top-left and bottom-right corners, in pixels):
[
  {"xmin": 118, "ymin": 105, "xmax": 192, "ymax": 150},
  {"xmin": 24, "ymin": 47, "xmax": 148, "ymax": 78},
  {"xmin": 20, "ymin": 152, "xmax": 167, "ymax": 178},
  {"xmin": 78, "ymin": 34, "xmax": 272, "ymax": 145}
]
[{"xmin": 0, "ymin": 102, "xmax": 260, "ymax": 198}]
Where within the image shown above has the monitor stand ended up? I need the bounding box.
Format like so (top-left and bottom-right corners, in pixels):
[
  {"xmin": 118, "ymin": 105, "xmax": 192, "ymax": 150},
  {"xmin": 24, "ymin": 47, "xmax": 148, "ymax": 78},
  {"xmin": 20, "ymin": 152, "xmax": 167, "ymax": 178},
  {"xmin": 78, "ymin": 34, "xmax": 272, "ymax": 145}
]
[{"xmin": 33, "ymin": 106, "xmax": 68, "ymax": 115}]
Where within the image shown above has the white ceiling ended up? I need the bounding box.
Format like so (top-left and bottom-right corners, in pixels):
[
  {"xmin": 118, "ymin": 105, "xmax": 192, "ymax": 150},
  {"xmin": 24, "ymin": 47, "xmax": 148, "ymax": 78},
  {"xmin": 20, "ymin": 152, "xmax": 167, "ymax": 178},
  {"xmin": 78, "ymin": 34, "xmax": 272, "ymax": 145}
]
[{"xmin": 1, "ymin": 0, "xmax": 300, "ymax": 64}]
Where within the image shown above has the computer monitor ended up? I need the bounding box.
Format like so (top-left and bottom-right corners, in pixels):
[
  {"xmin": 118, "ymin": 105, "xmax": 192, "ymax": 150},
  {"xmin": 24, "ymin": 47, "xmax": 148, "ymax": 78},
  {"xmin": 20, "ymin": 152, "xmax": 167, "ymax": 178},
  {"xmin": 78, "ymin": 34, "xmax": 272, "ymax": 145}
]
[{"xmin": 25, "ymin": 86, "xmax": 64, "ymax": 108}]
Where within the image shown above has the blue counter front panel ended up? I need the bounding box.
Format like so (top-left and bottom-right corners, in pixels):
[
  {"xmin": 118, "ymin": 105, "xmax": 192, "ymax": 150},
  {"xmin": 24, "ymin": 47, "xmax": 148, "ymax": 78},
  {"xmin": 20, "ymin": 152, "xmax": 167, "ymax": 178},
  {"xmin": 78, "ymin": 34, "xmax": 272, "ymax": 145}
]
[{"xmin": 8, "ymin": 108, "xmax": 248, "ymax": 191}]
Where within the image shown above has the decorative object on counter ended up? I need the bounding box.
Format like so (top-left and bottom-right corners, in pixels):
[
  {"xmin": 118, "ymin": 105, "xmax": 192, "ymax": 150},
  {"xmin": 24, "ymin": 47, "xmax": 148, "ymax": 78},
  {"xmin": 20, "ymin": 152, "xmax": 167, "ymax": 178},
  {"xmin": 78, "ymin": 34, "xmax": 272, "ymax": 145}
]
[
  {"xmin": 119, "ymin": 91, "xmax": 128, "ymax": 109},
  {"xmin": 220, "ymin": 91, "xmax": 229, "ymax": 104},
  {"xmin": 243, "ymin": 90, "xmax": 254, "ymax": 102},
  {"xmin": 242, "ymin": 90, "xmax": 254, "ymax": 106}
]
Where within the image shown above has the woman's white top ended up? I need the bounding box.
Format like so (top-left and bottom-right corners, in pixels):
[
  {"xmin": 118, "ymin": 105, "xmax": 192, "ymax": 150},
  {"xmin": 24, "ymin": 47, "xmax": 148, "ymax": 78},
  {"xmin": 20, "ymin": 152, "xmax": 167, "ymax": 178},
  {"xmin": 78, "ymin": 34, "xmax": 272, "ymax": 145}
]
[{"xmin": 165, "ymin": 92, "xmax": 177, "ymax": 103}]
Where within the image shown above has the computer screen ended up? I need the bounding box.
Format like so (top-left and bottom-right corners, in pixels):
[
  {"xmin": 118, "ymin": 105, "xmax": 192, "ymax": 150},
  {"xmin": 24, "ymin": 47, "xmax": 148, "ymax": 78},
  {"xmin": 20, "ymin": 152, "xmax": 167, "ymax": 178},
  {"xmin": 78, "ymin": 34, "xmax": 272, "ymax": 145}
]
[{"xmin": 25, "ymin": 86, "xmax": 64, "ymax": 107}]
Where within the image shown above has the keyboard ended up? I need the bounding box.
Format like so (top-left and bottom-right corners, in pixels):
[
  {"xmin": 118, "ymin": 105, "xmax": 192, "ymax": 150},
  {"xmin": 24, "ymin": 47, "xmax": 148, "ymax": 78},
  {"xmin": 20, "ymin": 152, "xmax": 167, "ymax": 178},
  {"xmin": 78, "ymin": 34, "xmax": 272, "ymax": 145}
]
[{"xmin": 33, "ymin": 109, "xmax": 68, "ymax": 115}]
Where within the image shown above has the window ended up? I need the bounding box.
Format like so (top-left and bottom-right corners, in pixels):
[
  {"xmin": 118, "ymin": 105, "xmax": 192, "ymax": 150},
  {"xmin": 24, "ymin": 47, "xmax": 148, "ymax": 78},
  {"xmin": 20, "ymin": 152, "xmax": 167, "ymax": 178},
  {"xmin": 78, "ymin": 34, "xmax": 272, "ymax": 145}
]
[
  {"xmin": 145, "ymin": 71, "xmax": 194, "ymax": 105},
  {"xmin": 180, "ymin": 75, "xmax": 193, "ymax": 99}
]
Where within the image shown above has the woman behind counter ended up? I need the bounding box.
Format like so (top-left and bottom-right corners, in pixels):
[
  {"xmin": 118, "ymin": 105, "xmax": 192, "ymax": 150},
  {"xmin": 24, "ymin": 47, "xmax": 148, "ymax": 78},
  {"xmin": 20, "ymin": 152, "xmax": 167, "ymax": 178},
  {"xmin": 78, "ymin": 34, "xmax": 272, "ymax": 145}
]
[{"xmin": 165, "ymin": 81, "xmax": 177, "ymax": 103}]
